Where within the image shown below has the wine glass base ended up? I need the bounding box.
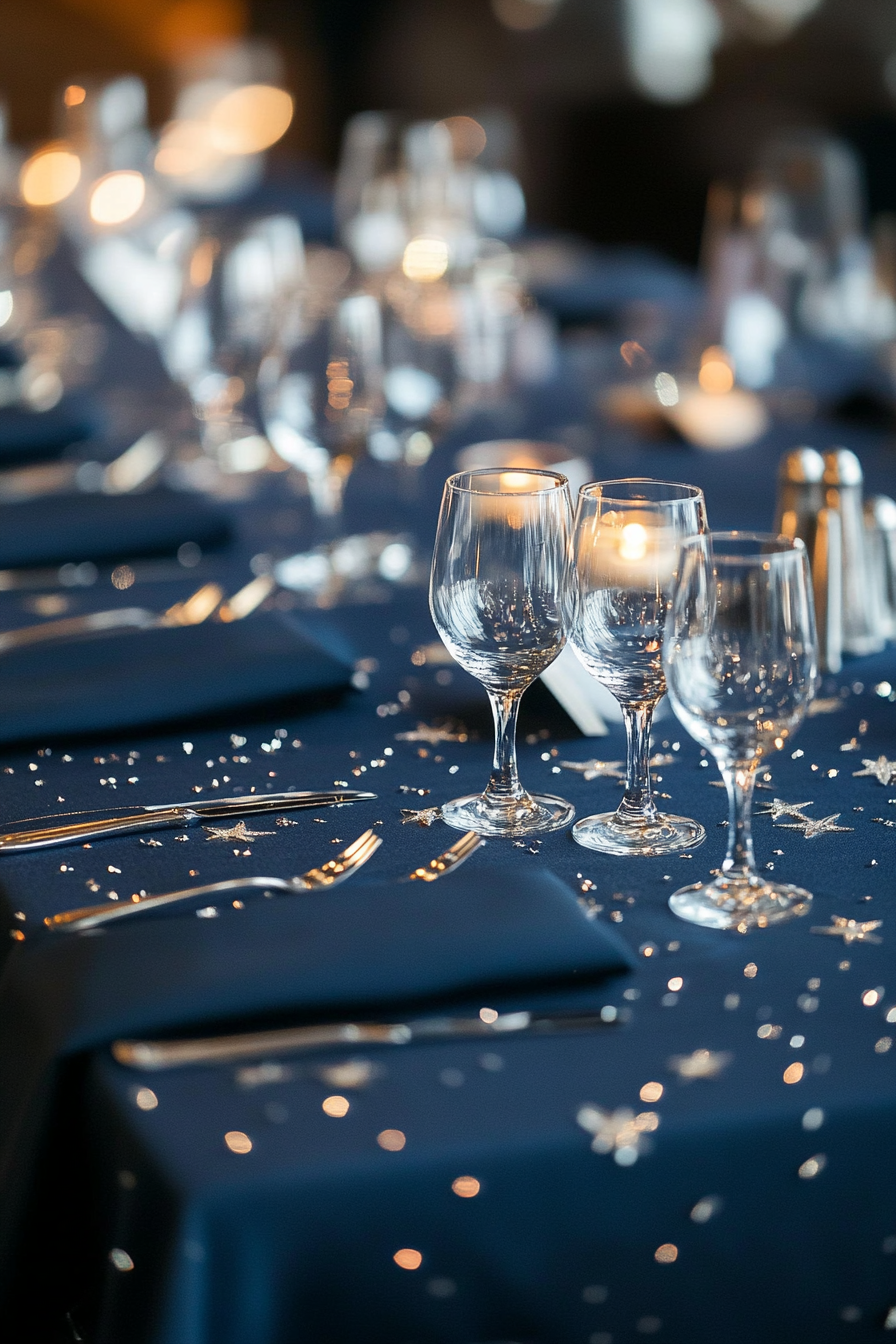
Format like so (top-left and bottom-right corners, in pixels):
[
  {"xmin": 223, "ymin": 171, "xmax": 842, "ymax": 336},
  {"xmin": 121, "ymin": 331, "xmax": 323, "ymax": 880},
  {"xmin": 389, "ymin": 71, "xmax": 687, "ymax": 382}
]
[
  {"xmin": 441, "ymin": 793, "xmax": 575, "ymax": 838},
  {"xmin": 572, "ymin": 812, "xmax": 706, "ymax": 857},
  {"xmin": 669, "ymin": 878, "xmax": 812, "ymax": 930}
]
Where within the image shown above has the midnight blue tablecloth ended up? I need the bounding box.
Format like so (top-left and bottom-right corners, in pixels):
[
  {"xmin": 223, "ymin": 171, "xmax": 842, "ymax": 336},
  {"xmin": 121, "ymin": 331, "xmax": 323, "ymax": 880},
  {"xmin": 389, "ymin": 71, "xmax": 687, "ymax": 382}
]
[{"xmin": 0, "ymin": 234, "xmax": 892, "ymax": 1344}]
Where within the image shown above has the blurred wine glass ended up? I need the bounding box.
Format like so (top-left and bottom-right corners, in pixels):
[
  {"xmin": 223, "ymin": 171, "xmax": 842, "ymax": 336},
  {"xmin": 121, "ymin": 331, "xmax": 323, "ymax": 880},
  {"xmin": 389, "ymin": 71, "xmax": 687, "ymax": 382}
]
[
  {"xmin": 162, "ymin": 213, "xmax": 305, "ymax": 469},
  {"xmin": 259, "ymin": 260, "xmax": 384, "ymax": 519}
]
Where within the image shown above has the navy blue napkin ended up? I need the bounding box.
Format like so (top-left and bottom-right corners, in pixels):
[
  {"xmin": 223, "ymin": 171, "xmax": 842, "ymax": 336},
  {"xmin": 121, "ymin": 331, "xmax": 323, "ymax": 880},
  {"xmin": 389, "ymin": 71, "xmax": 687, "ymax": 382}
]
[
  {"xmin": 0, "ymin": 487, "xmax": 232, "ymax": 569},
  {"xmin": 0, "ymin": 866, "xmax": 634, "ymax": 1304},
  {"xmin": 0, "ymin": 610, "xmax": 354, "ymax": 744},
  {"xmin": 0, "ymin": 394, "xmax": 102, "ymax": 466}
]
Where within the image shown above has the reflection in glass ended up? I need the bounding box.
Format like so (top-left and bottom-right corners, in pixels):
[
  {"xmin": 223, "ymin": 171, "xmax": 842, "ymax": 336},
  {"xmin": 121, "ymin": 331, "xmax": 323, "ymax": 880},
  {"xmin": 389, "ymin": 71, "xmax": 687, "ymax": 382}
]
[
  {"xmin": 430, "ymin": 468, "xmax": 575, "ymax": 836},
  {"xmin": 664, "ymin": 532, "xmax": 819, "ymax": 928}
]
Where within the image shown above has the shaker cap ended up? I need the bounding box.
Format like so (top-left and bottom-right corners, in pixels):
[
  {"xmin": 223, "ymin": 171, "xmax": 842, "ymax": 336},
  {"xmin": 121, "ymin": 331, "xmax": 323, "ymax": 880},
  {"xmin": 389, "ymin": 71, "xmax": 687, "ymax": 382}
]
[
  {"xmin": 823, "ymin": 447, "xmax": 863, "ymax": 486},
  {"xmin": 778, "ymin": 446, "xmax": 825, "ymax": 483}
]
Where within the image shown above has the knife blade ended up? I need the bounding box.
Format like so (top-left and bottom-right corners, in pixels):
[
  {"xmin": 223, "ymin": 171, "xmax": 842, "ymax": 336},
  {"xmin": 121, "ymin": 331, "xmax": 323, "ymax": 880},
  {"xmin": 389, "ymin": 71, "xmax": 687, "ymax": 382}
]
[
  {"xmin": 0, "ymin": 790, "xmax": 377, "ymax": 853},
  {"xmin": 112, "ymin": 1009, "xmax": 625, "ymax": 1071}
]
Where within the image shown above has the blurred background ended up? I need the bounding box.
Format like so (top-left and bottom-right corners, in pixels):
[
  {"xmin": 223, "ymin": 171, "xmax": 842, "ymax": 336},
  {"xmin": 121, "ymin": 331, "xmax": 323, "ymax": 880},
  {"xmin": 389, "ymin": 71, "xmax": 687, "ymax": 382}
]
[{"xmin": 4, "ymin": 0, "xmax": 896, "ymax": 263}]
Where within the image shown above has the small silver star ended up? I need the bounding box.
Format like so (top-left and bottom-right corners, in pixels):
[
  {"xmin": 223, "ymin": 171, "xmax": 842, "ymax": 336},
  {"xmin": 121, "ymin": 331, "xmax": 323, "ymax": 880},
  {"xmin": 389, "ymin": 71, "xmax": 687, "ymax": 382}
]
[
  {"xmin": 810, "ymin": 916, "xmax": 883, "ymax": 945},
  {"xmin": 756, "ymin": 798, "xmax": 815, "ymax": 821},
  {"xmin": 777, "ymin": 813, "xmax": 854, "ymax": 839},
  {"xmin": 400, "ymin": 807, "xmax": 442, "ymax": 827},
  {"xmin": 558, "ymin": 759, "xmax": 625, "ymax": 781},
  {"xmin": 203, "ymin": 820, "xmax": 275, "ymax": 842},
  {"xmin": 576, "ymin": 1104, "xmax": 659, "ymax": 1160},
  {"xmin": 667, "ymin": 1049, "xmax": 732, "ymax": 1080},
  {"xmin": 395, "ymin": 723, "xmax": 467, "ymax": 744},
  {"xmin": 853, "ymin": 757, "xmax": 896, "ymax": 786}
]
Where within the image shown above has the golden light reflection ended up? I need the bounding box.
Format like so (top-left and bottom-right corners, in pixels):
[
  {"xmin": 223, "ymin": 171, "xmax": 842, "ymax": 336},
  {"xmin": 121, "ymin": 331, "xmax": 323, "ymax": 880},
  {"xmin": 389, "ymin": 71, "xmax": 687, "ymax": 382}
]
[
  {"xmin": 207, "ymin": 85, "xmax": 294, "ymax": 155},
  {"xmin": 322, "ymin": 1094, "xmax": 350, "ymax": 1117},
  {"xmin": 224, "ymin": 1129, "xmax": 253, "ymax": 1153},
  {"xmin": 479, "ymin": 1007, "xmax": 499, "ymax": 1024},
  {"xmin": 783, "ymin": 1062, "xmax": 804, "ymax": 1084},
  {"xmin": 109, "ymin": 1248, "xmax": 135, "ymax": 1271},
  {"xmin": 20, "ymin": 147, "xmax": 81, "ymax": 207},
  {"xmin": 698, "ymin": 346, "xmax": 735, "ymax": 395},
  {"xmin": 377, "ymin": 1129, "xmax": 406, "ymax": 1151},
  {"xmin": 135, "ymin": 1087, "xmax": 158, "ymax": 1111},
  {"xmin": 155, "ymin": 120, "xmax": 221, "ymax": 177},
  {"xmin": 451, "ymin": 1176, "xmax": 481, "ymax": 1198},
  {"xmin": 64, "ymin": 85, "xmax": 86, "ymax": 108},
  {"xmin": 89, "ymin": 171, "xmax": 146, "ymax": 226},
  {"xmin": 402, "ymin": 237, "xmax": 449, "ymax": 283},
  {"xmin": 393, "ymin": 1248, "xmax": 423, "ymax": 1270},
  {"xmin": 744, "ymin": 962, "xmax": 758, "ymax": 978},
  {"xmin": 862, "ymin": 988, "xmax": 881, "ymax": 1006},
  {"xmin": 654, "ymin": 1243, "xmax": 678, "ymax": 1263},
  {"xmin": 639, "ymin": 1081, "xmax": 664, "ymax": 1103},
  {"xmin": 619, "ymin": 522, "xmax": 649, "ymax": 562},
  {"xmin": 620, "ymin": 340, "xmax": 649, "ymax": 369},
  {"xmin": 440, "ymin": 116, "xmax": 487, "ymax": 160},
  {"xmin": 798, "ymin": 1153, "xmax": 826, "ymax": 1179},
  {"xmin": 189, "ymin": 238, "xmax": 218, "ymax": 287},
  {"xmin": 667, "ymin": 977, "xmax": 683, "ymax": 992}
]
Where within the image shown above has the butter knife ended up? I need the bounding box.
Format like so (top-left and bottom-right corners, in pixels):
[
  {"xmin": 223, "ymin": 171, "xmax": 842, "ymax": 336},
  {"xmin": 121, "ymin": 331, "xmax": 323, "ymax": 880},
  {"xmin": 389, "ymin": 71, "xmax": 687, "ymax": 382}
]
[
  {"xmin": 112, "ymin": 1009, "xmax": 625, "ymax": 1071},
  {"xmin": 0, "ymin": 790, "xmax": 377, "ymax": 853}
]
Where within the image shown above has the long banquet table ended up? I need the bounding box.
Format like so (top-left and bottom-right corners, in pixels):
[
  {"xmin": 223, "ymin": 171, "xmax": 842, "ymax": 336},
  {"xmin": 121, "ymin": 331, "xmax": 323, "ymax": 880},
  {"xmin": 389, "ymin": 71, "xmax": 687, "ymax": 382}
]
[{"xmin": 0, "ymin": 244, "xmax": 894, "ymax": 1344}]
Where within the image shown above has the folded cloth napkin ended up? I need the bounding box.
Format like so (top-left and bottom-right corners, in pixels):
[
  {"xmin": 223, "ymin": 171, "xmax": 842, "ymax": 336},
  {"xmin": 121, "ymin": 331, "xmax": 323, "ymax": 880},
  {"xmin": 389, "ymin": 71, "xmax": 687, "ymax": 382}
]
[
  {"xmin": 0, "ymin": 394, "xmax": 103, "ymax": 466},
  {"xmin": 0, "ymin": 610, "xmax": 353, "ymax": 744},
  {"xmin": 0, "ymin": 863, "xmax": 634, "ymax": 1311},
  {"xmin": 0, "ymin": 486, "xmax": 232, "ymax": 569}
]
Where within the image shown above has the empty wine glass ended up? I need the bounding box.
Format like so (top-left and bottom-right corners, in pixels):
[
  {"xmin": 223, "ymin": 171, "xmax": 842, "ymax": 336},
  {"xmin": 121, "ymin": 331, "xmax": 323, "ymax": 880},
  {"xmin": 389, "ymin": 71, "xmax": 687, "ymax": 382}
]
[
  {"xmin": 570, "ymin": 479, "xmax": 707, "ymax": 856},
  {"xmin": 664, "ymin": 532, "xmax": 819, "ymax": 929},
  {"xmin": 430, "ymin": 468, "xmax": 575, "ymax": 836}
]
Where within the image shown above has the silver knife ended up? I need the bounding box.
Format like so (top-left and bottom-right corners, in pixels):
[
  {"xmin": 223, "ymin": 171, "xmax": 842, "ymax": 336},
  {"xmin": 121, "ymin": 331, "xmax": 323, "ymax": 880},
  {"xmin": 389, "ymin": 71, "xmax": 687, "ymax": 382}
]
[
  {"xmin": 0, "ymin": 790, "xmax": 377, "ymax": 853},
  {"xmin": 112, "ymin": 1009, "xmax": 625, "ymax": 1071}
]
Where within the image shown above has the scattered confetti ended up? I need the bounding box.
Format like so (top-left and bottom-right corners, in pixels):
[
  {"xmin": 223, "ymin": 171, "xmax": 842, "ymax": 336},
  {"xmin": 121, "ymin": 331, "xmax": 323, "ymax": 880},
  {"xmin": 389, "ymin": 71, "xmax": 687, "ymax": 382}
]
[
  {"xmin": 400, "ymin": 807, "xmax": 442, "ymax": 827},
  {"xmin": 853, "ymin": 757, "xmax": 896, "ymax": 786},
  {"xmin": 810, "ymin": 916, "xmax": 883, "ymax": 946},
  {"xmin": 202, "ymin": 821, "xmax": 275, "ymax": 843}
]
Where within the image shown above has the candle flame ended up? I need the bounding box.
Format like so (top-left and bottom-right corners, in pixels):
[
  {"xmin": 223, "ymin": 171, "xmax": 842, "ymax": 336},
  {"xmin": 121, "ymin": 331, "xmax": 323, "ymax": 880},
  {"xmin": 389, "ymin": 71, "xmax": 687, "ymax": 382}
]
[{"xmin": 619, "ymin": 522, "xmax": 649, "ymax": 562}]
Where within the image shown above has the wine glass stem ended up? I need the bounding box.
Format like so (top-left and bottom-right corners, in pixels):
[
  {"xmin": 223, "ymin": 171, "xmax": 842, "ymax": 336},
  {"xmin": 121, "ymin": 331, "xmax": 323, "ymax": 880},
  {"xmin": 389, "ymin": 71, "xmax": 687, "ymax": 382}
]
[
  {"xmin": 720, "ymin": 760, "xmax": 757, "ymax": 880},
  {"xmin": 618, "ymin": 703, "xmax": 658, "ymax": 825},
  {"xmin": 484, "ymin": 689, "xmax": 528, "ymax": 806}
]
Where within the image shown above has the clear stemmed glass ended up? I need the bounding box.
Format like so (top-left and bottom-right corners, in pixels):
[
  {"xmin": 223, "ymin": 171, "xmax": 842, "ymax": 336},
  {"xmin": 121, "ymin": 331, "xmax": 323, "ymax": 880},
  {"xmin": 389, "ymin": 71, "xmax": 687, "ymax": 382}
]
[
  {"xmin": 663, "ymin": 532, "xmax": 819, "ymax": 929},
  {"xmin": 569, "ymin": 479, "xmax": 708, "ymax": 856},
  {"xmin": 430, "ymin": 468, "xmax": 576, "ymax": 836}
]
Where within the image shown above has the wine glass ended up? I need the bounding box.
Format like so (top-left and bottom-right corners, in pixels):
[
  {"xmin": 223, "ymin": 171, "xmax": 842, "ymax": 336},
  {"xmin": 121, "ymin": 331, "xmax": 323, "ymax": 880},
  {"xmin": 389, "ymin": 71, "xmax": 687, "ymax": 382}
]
[
  {"xmin": 663, "ymin": 532, "xmax": 819, "ymax": 929},
  {"xmin": 260, "ymin": 280, "xmax": 384, "ymax": 522},
  {"xmin": 569, "ymin": 479, "xmax": 707, "ymax": 856},
  {"xmin": 430, "ymin": 468, "xmax": 575, "ymax": 836}
]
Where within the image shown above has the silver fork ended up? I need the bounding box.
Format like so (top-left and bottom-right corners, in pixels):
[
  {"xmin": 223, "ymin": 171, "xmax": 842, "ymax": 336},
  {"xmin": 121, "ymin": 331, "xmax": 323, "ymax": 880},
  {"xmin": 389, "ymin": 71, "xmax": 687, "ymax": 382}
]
[
  {"xmin": 407, "ymin": 830, "xmax": 482, "ymax": 881},
  {"xmin": 45, "ymin": 829, "xmax": 383, "ymax": 932}
]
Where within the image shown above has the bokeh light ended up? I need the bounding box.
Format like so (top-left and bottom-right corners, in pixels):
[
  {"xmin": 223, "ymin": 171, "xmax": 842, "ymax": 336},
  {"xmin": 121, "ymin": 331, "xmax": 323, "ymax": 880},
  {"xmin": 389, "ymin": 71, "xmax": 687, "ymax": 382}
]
[
  {"xmin": 20, "ymin": 146, "xmax": 81, "ymax": 206},
  {"xmin": 89, "ymin": 171, "xmax": 146, "ymax": 226},
  {"xmin": 207, "ymin": 84, "xmax": 294, "ymax": 154},
  {"xmin": 402, "ymin": 237, "xmax": 450, "ymax": 282}
]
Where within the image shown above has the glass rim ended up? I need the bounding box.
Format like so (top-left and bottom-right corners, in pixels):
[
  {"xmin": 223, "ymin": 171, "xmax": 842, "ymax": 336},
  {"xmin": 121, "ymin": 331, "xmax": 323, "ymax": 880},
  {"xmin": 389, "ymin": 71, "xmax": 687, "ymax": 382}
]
[
  {"xmin": 681, "ymin": 530, "xmax": 807, "ymax": 562},
  {"xmin": 578, "ymin": 478, "xmax": 704, "ymax": 505},
  {"xmin": 445, "ymin": 467, "xmax": 570, "ymax": 496}
]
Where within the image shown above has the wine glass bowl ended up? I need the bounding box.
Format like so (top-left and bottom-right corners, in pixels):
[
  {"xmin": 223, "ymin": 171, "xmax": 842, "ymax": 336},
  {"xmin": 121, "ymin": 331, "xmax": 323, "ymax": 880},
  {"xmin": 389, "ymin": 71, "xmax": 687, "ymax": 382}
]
[
  {"xmin": 664, "ymin": 532, "xmax": 819, "ymax": 929},
  {"xmin": 569, "ymin": 479, "xmax": 708, "ymax": 856},
  {"xmin": 430, "ymin": 468, "xmax": 575, "ymax": 836}
]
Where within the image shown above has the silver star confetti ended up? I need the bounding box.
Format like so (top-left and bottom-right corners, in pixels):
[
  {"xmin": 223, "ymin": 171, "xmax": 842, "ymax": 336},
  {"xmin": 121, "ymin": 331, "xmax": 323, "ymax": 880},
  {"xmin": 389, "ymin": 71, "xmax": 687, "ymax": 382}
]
[
  {"xmin": 576, "ymin": 1105, "xmax": 659, "ymax": 1164},
  {"xmin": 395, "ymin": 723, "xmax": 467, "ymax": 744},
  {"xmin": 777, "ymin": 813, "xmax": 853, "ymax": 839},
  {"xmin": 558, "ymin": 759, "xmax": 625, "ymax": 781},
  {"xmin": 755, "ymin": 798, "xmax": 815, "ymax": 821},
  {"xmin": 810, "ymin": 916, "xmax": 883, "ymax": 945},
  {"xmin": 853, "ymin": 757, "xmax": 896, "ymax": 786},
  {"xmin": 400, "ymin": 807, "xmax": 442, "ymax": 827},
  {"xmin": 203, "ymin": 821, "xmax": 275, "ymax": 842},
  {"xmin": 667, "ymin": 1049, "xmax": 732, "ymax": 1080}
]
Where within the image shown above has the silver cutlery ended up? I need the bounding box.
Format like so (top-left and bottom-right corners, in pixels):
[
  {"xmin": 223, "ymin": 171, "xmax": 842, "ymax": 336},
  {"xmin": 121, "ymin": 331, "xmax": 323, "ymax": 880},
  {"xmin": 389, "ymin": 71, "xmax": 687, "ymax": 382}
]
[
  {"xmin": 0, "ymin": 789, "xmax": 377, "ymax": 853},
  {"xmin": 0, "ymin": 581, "xmax": 224, "ymax": 655},
  {"xmin": 112, "ymin": 1008, "xmax": 624, "ymax": 1072},
  {"xmin": 408, "ymin": 829, "xmax": 482, "ymax": 880},
  {"xmin": 45, "ymin": 828, "xmax": 383, "ymax": 931}
]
